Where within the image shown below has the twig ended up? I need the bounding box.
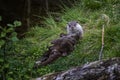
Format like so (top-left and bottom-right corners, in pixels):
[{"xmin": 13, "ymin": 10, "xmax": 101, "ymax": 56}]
[{"xmin": 99, "ymin": 25, "xmax": 105, "ymax": 61}]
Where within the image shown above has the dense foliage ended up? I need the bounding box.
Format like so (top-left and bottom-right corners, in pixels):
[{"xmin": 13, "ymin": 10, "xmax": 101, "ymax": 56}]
[
  {"xmin": 0, "ymin": 19, "xmax": 22, "ymax": 79},
  {"xmin": 0, "ymin": 0, "xmax": 120, "ymax": 80}
]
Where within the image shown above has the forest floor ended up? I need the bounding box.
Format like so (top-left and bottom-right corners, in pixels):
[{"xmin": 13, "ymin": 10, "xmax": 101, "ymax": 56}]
[
  {"xmin": 22, "ymin": 0, "xmax": 120, "ymax": 78},
  {"xmin": 1, "ymin": 0, "xmax": 120, "ymax": 79}
]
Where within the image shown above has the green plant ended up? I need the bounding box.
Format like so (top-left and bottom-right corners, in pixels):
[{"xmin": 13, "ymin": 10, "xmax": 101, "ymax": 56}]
[
  {"xmin": 81, "ymin": 0, "xmax": 103, "ymax": 9},
  {"xmin": 0, "ymin": 0, "xmax": 120, "ymax": 79},
  {"xmin": 0, "ymin": 17, "xmax": 22, "ymax": 80}
]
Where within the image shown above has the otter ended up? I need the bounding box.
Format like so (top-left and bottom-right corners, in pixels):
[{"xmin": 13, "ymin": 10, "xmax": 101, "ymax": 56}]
[
  {"xmin": 66, "ymin": 21, "xmax": 83, "ymax": 39},
  {"xmin": 51, "ymin": 36, "xmax": 76, "ymax": 56},
  {"xmin": 35, "ymin": 21, "xmax": 84, "ymax": 67},
  {"xmin": 35, "ymin": 36, "xmax": 76, "ymax": 67}
]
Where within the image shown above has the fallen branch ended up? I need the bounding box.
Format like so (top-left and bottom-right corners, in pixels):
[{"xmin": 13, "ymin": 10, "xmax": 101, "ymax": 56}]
[
  {"xmin": 99, "ymin": 25, "xmax": 105, "ymax": 61},
  {"xmin": 99, "ymin": 14, "xmax": 110, "ymax": 61}
]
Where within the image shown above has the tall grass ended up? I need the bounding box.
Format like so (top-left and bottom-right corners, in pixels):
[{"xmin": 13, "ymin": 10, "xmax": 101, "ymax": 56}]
[
  {"xmin": 3, "ymin": 0, "xmax": 120, "ymax": 79},
  {"xmin": 25, "ymin": 0, "xmax": 120, "ymax": 77}
]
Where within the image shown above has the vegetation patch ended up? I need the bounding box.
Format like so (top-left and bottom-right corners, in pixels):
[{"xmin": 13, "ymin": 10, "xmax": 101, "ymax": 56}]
[{"xmin": 0, "ymin": 0, "xmax": 120, "ymax": 79}]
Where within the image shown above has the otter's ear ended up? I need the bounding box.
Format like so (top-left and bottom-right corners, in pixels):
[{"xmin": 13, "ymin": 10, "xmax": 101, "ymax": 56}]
[{"xmin": 67, "ymin": 23, "xmax": 71, "ymax": 27}]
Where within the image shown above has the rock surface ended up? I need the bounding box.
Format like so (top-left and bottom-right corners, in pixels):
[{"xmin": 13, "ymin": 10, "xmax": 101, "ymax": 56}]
[{"xmin": 33, "ymin": 57, "xmax": 120, "ymax": 80}]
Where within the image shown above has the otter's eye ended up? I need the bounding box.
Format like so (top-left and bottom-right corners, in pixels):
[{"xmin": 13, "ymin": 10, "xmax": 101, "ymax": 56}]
[
  {"xmin": 68, "ymin": 25, "xmax": 71, "ymax": 27},
  {"xmin": 74, "ymin": 24, "xmax": 76, "ymax": 26}
]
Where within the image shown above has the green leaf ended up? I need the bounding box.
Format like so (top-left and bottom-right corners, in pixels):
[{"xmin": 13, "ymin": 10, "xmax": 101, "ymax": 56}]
[
  {"xmin": 8, "ymin": 78, "xmax": 13, "ymax": 80},
  {"xmin": 5, "ymin": 63, "xmax": 9, "ymax": 68},
  {"xmin": 8, "ymin": 71, "xmax": 13, "ymax": 75},
  {"xmin": 0, "ymin": 32, "xmax": 6, "ymax": 38},
  {"xmin": 7, "ymin": 24, "xmax": 14, "ymax": 27},
  {"xmin": 13, "ymin": 20, "xmax": 22, "ymax": 27},
  {"xmin": 0, "ymin": 40, "xmax": 5, "ymax": 47},
  {"xmin": 11, "ymin": 32, "xmax": 17, "ymax": 37},
  {"xmin": 0, "ymin": 26, "xmax": 3, "ymax": 30},
  {"xmin": 11, "ymin": 36, "xmax": 19, "ymax": 42},
  {"xmin": 6, "ymin": 28, "xmax": 14, "ymax": 32},
  {"xmin": 0, "ymin": 58, "xmax": 4, "ymax": 62}
]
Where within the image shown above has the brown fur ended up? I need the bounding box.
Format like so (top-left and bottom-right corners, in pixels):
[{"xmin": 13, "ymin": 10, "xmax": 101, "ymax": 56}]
[{"xmin": 35, "ymin": 22, "xmax": 83, "ymax": 67}]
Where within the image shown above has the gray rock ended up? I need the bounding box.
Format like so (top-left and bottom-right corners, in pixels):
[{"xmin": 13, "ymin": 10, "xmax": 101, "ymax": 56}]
[{"xmin": 32, "ymin": 57, "xmax": 120, "ymax": 80}]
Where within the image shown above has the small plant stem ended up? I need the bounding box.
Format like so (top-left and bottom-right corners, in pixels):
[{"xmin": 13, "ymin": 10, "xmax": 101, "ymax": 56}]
[{"xmin": 99, "ymin": 25, "xmax": 104, "ymax": 61}]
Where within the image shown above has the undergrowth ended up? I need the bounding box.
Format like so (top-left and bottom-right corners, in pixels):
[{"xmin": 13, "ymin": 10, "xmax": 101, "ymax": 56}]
[{"xmin": 1, "ymin": 0, "xmax": 120, "ymax": 79}]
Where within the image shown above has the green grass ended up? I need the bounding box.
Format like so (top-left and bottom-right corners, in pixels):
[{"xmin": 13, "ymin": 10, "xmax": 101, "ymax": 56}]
[
  {"xmin": 24, "ymin": 0, "xmax": 120, "ymax": 78},
  {"xmin": 3, "ymin": 0, "xmax": 120, "ymax": 79}
]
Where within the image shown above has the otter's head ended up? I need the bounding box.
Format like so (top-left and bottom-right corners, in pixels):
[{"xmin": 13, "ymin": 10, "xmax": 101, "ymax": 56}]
[{"xmin": 67, "ymin": 21, "xmax": 78, "ymax": 30}]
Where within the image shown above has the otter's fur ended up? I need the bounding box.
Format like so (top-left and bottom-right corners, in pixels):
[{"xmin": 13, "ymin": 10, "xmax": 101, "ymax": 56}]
[{"xmin": 67, "ymin": 21, "xmax": 83, "ymax": 39}]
